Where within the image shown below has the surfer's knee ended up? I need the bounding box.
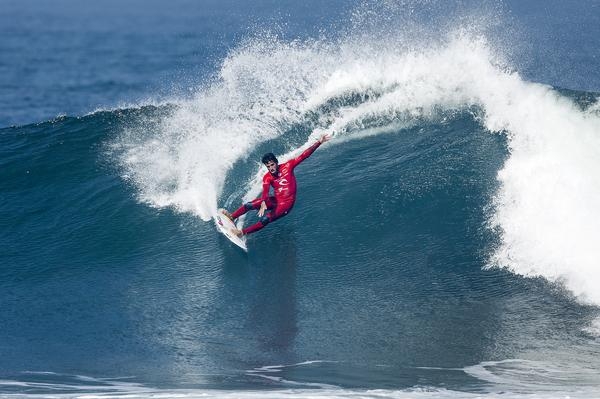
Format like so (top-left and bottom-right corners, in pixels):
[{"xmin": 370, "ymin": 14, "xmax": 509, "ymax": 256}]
[{"xmin": 259, "ymin": 215, "xmax": 270, "ymax": 226}]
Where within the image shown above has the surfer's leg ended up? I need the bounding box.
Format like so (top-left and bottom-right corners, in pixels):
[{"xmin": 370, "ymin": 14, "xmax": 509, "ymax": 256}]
[
  {"xmin": 241, "ymin": 202, "xmax": 292, "ymax": 235},
  {"xmin": 241, "ymin": 219, "xmax": 269, "ymax": 235},
  {"xmin": 270, "ymin": 202, "xmax": 292, "ymax": 221},
  {"xmin": 231, "ymin": 197, "xmax": 275, "ymax": 219},
  {"xmin": 240, "ymin": 210, "xmax": 274, "ymax": 235}
]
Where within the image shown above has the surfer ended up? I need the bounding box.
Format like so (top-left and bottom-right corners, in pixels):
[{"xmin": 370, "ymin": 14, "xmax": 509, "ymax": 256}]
[{"xmin": 223, "ymin": 134, "xmax": 331, "ymax": 236}]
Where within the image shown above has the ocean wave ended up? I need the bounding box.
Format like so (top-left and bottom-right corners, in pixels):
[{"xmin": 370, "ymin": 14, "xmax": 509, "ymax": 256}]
[{"xmin": 113, "ymin": 6, "xmax": 600, "ymax": 308}]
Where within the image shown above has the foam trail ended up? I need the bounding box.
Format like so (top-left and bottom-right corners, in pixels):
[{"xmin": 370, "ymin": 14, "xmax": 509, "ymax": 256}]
[{"xmin": 118, "ymin": 18, "xmax": 600, "ymax": 306}]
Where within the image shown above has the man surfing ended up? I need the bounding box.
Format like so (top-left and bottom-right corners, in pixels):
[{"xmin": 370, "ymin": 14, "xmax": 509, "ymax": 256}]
[{"xmin": 222, "ymin": 134, "xmax": 330, "ymax": 236}]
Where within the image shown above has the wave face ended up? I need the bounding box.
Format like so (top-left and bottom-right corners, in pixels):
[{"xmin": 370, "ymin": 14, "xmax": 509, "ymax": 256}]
[{"xmin": 2, "ymin": 1, "xmax": 600, "ymax": 397}]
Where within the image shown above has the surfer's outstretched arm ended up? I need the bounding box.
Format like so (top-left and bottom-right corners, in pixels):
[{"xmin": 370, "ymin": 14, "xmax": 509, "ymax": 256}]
[{"xmin": 290, "ymin": 134, "xmax": 330, "ymax": 167}]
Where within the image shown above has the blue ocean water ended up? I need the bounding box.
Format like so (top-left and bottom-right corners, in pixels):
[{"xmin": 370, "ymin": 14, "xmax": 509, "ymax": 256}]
[{"xmin": 1, "ymin": 1, "xmax": 600, "ymax": 398}]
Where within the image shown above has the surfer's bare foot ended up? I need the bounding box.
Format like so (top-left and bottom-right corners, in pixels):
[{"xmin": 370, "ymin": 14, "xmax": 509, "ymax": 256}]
[
  {"xmin": 232, "ymin": 228, "xmax": 244, "ymax": 237},
  {"xmin": 221, "ymin": 209, "xmax": 234, "ymax": 222}
]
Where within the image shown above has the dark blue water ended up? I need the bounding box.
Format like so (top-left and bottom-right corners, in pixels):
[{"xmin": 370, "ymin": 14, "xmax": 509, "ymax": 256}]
[
  {"xmin": 2, "ymin": 0, "xmax": 599, "ymax": 129},
  {"xmin": 0, "ymin": 0, "xmax": 354, "ymax": 128},
  {"xmin": 1, "ymin": 1, "xmax": 600, "ymax": 398}
]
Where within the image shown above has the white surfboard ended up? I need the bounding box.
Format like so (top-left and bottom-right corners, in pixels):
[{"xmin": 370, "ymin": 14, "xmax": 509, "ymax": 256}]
[{"xmin": 214, "ymin": 209, "xmax": 247, "ymax": 251}]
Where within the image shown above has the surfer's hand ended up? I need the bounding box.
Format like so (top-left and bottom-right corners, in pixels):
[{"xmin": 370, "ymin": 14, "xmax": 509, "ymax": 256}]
[
  {"xmin": 258, "ymin": 201, "xmax": 267, "ymax": 217},
  {"xmin": 319, "ymin": 134, "xmax": 331, "ymax": 143}
]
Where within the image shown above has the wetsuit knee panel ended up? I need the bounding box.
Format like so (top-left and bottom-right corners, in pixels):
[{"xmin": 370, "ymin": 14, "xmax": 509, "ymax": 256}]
[{"xmin": 259, "ymin": 215, "xmax": 270, "ymax": 225}]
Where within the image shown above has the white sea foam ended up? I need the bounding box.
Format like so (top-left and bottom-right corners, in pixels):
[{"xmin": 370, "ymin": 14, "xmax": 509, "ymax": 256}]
[
  {"xmin": 583, "ymin": 317, "xmax": 600, "ymax": 337},
  {"xmin": 117, "ymin": 6, "xmax": 600, "ymax": 307},
  {"xmin": 1, "ymin": 381, "xmax": 598, "ymax": 399},
  {"xmin": 464, "ymin": 358, "xmax": 600, "ymax": 391},
  {"xmin": 487, "ymin": 86, "xmax": 600, "ymax": 305},
  {"xmin": 5, "ymin": 359, "xmax": 600, "ymax": 398},
  {"xmin": 1, "ymin": 389, "xmax": 597, "ymax": 399}
]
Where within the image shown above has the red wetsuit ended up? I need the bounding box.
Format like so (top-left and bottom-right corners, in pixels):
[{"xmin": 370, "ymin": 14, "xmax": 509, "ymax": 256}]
[{"xmin": 230, "ymin": 140, "xmax": 322, "ymax": 235}]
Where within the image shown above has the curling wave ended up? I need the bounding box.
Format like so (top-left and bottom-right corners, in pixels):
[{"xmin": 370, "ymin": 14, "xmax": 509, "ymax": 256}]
[{"xmin": 115, "ymin": 21, "xmax": 600, "ymax": 307}]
